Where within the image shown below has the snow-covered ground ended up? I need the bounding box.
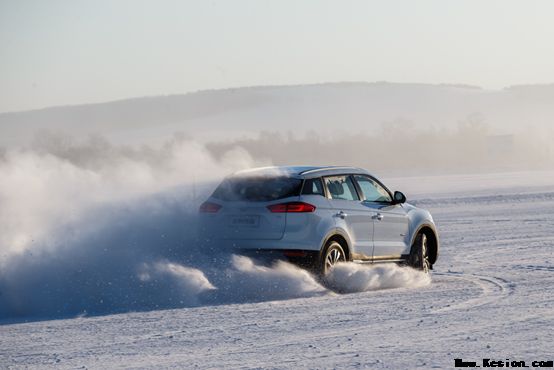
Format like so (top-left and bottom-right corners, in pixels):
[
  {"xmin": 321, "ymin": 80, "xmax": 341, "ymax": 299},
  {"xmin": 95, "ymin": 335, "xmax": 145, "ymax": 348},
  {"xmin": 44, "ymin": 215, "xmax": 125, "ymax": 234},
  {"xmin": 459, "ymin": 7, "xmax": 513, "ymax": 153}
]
[{"xmin": 1, "ymin": 175, "xmax": 553, "ymax": 369}]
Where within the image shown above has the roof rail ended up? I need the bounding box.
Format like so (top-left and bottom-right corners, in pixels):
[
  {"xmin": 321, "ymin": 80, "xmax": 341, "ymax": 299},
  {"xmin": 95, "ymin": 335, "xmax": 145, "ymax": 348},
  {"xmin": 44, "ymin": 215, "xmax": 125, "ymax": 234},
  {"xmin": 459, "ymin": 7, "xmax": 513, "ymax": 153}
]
[{"xmin": 299, "ymin": 166, "xmax": 363, "ymax": 175}]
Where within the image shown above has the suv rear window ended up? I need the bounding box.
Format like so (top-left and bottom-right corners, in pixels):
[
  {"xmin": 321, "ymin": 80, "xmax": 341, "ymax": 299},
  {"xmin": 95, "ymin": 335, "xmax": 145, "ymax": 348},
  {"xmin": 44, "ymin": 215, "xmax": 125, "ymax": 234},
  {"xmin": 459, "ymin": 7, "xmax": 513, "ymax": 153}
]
[{"xmin": 212, "ymin": 176, "xmax": 302, "ymax": 202}]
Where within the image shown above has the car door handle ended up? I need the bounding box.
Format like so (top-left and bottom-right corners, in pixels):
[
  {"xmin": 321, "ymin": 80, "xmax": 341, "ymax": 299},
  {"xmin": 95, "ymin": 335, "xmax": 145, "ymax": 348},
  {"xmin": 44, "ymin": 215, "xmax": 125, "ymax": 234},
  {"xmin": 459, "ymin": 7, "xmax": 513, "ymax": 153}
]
[
  {"xmin": 372, "ymin": 213, "xmax": 384, "ymax": 221},
  {"xmin": 335, "ymin": 211, "xmax": 348, "ymax": 219}
]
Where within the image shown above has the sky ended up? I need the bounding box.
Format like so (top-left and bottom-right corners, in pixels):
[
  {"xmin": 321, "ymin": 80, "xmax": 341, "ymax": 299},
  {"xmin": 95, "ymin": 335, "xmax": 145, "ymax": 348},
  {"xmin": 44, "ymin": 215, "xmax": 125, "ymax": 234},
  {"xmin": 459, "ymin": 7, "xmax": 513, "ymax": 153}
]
[{"xmin": 1, "ymin": 0, "xmax": 554, "ymax": 113}]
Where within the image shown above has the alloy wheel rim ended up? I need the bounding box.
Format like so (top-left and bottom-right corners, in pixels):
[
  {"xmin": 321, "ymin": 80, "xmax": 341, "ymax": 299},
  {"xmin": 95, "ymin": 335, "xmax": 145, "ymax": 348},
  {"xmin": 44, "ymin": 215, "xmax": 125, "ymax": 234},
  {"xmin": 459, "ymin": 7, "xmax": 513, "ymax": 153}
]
[{"xmin": 325, "ymin": 247, "xmax": 343, "ymax": 271}]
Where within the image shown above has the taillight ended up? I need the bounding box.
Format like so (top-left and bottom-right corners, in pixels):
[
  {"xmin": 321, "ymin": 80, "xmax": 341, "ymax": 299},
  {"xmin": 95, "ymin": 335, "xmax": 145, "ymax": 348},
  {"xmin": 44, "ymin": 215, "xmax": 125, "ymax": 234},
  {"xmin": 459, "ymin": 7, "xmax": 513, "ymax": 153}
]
[
  {"xmin": 199, "ymin": 201, "xmax": 222, "ymax": 213},
  {"xmin": 267, "ymin": 202, "xmax": 316, "ymax": 213}
]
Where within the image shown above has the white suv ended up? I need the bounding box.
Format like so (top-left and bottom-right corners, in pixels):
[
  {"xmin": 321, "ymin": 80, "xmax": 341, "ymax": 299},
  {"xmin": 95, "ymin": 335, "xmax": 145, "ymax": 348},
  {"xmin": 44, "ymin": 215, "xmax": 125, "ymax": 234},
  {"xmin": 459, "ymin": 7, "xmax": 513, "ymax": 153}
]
[{"xmin": 199, "ymin": 166, "xmax": 438, "ymax": 276}]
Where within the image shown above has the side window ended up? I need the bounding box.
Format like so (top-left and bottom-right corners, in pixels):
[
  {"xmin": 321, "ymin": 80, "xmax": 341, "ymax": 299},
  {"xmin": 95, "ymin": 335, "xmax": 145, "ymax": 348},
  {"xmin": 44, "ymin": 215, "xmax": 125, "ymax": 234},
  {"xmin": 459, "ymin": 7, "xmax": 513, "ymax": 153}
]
[
  {"xmin": 301, "ymin": 178, "xmax": 324, "ymax": 196},
  {"xmin": 324, "ymin": 176, "xmax": 360, "ymax": 201},
  {"xmin": 354, "ymin": 175, "xmax": 392, "ymax": 203}
]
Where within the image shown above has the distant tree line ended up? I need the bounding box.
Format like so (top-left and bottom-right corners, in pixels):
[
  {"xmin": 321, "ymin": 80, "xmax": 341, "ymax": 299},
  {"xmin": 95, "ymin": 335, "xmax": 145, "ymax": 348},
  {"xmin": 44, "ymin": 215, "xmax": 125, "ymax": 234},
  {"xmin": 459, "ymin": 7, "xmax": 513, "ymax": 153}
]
[{"xmin": 205, "ymin": 119, "xmax": 552, "ymax": 175}]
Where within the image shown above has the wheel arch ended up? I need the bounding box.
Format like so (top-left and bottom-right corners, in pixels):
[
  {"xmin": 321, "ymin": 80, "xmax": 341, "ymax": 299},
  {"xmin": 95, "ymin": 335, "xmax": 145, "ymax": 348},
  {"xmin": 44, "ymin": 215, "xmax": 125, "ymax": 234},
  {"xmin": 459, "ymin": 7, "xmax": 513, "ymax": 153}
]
[{"xmin": 321, "ymin": 229, "xmax": 352, "ymax": 261}]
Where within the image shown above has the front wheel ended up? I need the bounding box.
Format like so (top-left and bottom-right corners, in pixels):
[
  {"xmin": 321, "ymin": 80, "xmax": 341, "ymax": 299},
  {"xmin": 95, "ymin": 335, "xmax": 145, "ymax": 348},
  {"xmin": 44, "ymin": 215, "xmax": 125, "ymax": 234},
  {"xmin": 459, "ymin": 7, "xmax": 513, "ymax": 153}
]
[{"xmin": 410, "ymin": 232, "xmax": 430, "ymax": 273}]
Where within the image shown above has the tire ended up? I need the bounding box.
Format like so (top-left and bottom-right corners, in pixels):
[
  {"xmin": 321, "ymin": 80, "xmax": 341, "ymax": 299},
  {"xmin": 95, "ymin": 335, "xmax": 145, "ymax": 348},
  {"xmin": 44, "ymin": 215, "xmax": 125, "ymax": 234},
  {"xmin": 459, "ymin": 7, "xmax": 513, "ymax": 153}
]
[
  {"xmin": 319, "ymin": 240, "xmax": 346, "ymax": 276},
  {"xmin": 410, "ymin": 232, "xmax": 430, "ymax": 273}
]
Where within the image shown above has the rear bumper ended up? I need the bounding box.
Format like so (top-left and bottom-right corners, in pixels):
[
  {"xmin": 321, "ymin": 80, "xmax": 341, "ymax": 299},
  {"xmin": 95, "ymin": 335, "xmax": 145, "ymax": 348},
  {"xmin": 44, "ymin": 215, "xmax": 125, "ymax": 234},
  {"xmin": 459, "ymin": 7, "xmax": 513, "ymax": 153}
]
[
  {"xmin": 198, "ymin": 237, "xmax": 320, "ymax": 267},
  {"xmin": 200, "ymin": 237, "xmax": 322, "ymax": 252}
]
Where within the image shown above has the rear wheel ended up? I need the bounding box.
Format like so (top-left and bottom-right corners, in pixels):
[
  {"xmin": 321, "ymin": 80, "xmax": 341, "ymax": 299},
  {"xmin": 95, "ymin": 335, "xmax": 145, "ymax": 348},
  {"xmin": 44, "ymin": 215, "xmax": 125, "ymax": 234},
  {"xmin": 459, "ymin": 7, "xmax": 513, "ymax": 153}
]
[
  {"xmin": 410, "ymin": 232, "xmax": 430, "ymax": 273},
  {"xmin": 319, "ymin": 240, "xmax": 346, "ymax": 276}
]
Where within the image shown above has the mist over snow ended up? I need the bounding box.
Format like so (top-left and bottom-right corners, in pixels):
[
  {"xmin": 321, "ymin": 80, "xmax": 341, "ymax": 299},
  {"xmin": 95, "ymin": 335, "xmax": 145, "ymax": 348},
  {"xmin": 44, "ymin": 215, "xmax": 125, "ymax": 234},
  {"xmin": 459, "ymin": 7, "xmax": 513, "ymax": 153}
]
[{"xmin": 2, "ymin": 83, "xmax": 553, "ymax": 174}]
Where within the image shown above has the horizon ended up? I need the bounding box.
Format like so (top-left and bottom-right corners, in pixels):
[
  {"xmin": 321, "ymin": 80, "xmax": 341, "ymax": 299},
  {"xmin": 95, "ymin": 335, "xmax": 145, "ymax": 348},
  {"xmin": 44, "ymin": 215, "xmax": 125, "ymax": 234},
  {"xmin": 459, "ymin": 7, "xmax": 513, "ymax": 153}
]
[{"xmin": 3, "ymin": 79, "xmax": 554, "ymax": 115}]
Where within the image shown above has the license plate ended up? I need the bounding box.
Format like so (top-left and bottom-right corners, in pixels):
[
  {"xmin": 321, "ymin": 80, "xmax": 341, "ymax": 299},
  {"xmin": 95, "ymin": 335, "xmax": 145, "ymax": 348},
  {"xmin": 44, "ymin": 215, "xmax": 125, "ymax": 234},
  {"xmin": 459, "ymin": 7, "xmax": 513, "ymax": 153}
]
[{"xmin": 229, "ymin": 215, "xmax": 259, "ymax": 227}]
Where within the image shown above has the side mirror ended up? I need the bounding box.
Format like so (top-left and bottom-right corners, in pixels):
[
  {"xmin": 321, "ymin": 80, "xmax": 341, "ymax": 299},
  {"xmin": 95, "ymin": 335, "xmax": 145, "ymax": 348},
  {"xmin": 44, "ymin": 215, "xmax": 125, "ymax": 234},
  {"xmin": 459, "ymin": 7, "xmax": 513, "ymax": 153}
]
[{"xmin": 393, "ymin": 191, "xmax": 406, "ymax": 204}]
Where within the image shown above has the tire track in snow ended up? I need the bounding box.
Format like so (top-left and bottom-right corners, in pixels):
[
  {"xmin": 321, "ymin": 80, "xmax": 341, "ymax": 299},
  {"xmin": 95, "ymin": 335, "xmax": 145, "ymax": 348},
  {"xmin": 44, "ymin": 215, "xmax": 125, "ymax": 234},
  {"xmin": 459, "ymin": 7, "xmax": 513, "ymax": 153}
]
[
  {"xmin": 431, "ymin": 271, "xmax": 515, "ymax": 314},
  {"xmin": 513, "ymin": 264, "xmax": 554, "ymax": 272}
]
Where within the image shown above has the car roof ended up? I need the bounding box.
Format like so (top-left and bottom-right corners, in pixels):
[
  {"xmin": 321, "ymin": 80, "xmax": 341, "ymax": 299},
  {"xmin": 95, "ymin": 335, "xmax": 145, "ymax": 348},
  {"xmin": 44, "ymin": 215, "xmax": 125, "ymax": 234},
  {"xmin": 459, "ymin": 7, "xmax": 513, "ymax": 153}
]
[{"xmin": 232, "ymin": 166, "xmax": 372, "ymax": 179}]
